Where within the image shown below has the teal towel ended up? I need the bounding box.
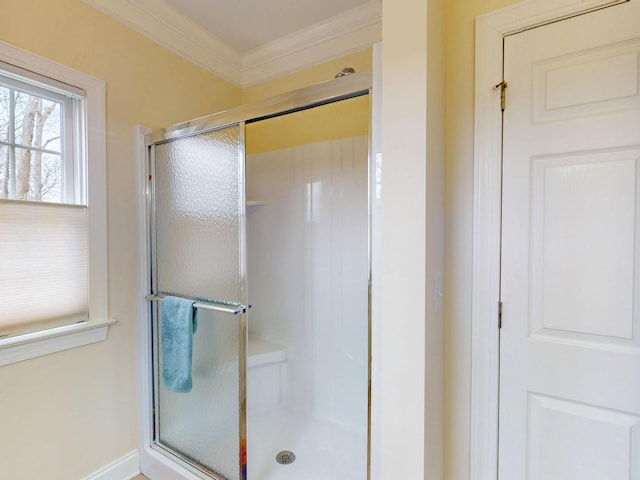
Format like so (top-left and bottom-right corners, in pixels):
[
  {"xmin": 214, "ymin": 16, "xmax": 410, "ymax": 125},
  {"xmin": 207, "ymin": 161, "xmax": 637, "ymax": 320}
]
[{"xmin": 161, "ymin": 296, "xmax": 198, "ymax": 393}]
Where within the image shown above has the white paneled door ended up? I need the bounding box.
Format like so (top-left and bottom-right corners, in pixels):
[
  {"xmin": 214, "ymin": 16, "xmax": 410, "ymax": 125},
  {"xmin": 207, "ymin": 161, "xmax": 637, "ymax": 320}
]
[{"xmin": 499, "ymin": 2, "xmax": 640, "ymax": 478}]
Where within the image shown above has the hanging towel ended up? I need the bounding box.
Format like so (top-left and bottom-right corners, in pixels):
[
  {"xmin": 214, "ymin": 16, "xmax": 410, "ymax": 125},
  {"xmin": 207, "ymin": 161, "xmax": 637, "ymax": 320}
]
[{"xmin": 161, "ymin": 296, "xmax": 199, "ymax": 393}]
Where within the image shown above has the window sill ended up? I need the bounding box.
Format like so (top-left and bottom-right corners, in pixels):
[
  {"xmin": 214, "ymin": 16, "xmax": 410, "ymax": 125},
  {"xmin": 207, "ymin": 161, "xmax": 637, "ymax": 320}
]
[{"xmin": 0, "ymin": 320, "xmax": 115, "ymax": 366}]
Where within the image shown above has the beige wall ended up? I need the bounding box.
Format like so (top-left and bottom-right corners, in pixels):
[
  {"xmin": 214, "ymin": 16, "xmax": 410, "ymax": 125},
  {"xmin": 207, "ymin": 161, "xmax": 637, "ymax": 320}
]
[
  {"xmin": 443, "ymin": 0, "xmax": 520, "ymax": 478},
  {"xmin": 0, "ymin": 0, "xmax": 541, "ymax": 477},
  {"xmin": 0, "ymin": 1, "xmax": 240, "ymax": 479}
]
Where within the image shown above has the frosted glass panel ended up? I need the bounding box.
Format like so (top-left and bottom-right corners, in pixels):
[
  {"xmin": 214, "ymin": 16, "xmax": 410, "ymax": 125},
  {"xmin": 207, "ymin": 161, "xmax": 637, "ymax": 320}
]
[
  {"xmin": 150, "ymin": 124, "xmax": 245, "ymax": 480},
  {"xmin": 154, "ymin": 127, "xmax": 241, "ymax": 303},
  {"xmin": 158, "ymin": 307, "xmax": 243, "ymax": 480}
]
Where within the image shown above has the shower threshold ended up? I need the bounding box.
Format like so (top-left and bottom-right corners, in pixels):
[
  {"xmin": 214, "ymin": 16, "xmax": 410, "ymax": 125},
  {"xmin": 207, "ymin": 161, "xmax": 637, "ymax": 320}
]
[{"xmin": 247, "ymin": 408, "xmax": 367, "ymax": 480}]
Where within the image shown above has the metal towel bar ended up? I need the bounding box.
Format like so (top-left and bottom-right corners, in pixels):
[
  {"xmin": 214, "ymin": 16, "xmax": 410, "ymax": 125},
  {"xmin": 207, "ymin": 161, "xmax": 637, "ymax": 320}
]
[{"xmin": 145, "ymin": 294, "xmax": 247, "ymax": 315}]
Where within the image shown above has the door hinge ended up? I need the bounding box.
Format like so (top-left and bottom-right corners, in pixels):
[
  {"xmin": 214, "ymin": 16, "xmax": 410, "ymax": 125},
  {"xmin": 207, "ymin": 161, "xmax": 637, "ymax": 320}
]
[
  {"xmin": 494, "ymin": 81, "xmax": 508, "ymax": 111},
  {"xmin": 498, "ymin": 301, "xmax": 503, "ymax": 329}
]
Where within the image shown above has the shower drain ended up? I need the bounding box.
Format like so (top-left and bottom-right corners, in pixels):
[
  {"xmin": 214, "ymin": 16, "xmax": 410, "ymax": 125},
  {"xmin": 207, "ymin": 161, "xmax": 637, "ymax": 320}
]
[{"xmin": 275, "ymin": 450, "xmax": 296, "ymax": 465}]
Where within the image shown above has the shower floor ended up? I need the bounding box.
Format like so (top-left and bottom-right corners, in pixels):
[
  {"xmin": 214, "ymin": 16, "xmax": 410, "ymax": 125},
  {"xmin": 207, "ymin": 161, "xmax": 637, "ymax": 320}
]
[{"xmin": 247, "ymin": 408, "xmax": 367, "ymax": 480}]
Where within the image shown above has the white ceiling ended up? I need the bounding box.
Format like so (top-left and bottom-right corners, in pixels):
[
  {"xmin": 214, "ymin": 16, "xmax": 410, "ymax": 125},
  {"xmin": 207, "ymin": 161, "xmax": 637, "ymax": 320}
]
[
  {"xmin": 85, "ymin": 0, "xmax": 381, "ymax": 87},
  {"xmin": 164, "ymin": 0, "xmax": 372, "ymax": 53}
]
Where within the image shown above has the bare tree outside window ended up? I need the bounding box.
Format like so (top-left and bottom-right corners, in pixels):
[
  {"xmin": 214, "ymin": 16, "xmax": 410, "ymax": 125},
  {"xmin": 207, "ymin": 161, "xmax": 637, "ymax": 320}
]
[
  {"xmin": 0, "ymin": 85, "xmax": 62, "ymax": 202},
  {"xmin": 0, "ymin": 87, "xmax": 10, "ymax": 198}
]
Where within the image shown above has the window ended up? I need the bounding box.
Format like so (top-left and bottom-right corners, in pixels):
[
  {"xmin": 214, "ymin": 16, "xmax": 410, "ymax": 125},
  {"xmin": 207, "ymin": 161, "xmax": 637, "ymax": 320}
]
[
  {"xmin": 0, "ymin": 67, "xmax": 83, "ymax": 204},
  {"xmin": 0, "ymin": 41, "xmax": 110, "ymax": 365}
]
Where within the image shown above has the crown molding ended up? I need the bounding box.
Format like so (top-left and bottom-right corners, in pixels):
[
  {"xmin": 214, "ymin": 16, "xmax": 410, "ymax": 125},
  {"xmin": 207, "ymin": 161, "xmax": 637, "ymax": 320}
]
[
  {"xmin": 241, "ymin": 26, "xmax": 379, "ymax": 88},
  {"xmin": 84, "ymin": 0, "xmax": 241, "ymax": 85},
  {"xmin": 241, "ymin": 1, "xmax": 381, "ymax": 87},
  {"xmin": 84, "ymin": 0, "xmax": 380, "ymax": 88}
]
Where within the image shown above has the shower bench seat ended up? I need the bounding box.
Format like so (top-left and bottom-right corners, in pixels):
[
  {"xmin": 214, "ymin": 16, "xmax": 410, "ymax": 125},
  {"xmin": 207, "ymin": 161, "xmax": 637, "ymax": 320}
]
[
  {"xmin": 247, "ymin": 337, "xmax": 288, "ymax": 367},
  {"xmin": 247, "ymin": 337, "xmax": 288, "ymax": 415}
]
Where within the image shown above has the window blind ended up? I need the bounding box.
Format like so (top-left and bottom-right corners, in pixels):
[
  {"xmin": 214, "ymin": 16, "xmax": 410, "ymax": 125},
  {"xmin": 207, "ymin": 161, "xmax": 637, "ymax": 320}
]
[{"xmin": 0, "ymin": 200, "xmax": 88, "ymax": 337}]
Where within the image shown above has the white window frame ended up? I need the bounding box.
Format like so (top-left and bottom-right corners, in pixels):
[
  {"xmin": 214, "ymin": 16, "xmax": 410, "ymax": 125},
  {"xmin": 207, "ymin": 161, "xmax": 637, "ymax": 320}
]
[
  {"xmin": 0, "ymin": 76, "xmax": 77, "ymax": 202},
  {"xmin": 0, "ymin": 40, "xmax": 113, "ymax": 366}
]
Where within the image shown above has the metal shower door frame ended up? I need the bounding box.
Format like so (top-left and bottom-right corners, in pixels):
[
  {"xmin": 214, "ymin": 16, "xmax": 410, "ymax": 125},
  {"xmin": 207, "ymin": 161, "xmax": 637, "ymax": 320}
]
[
  {"xmin": 146, "ymin": 121, "xmax": 248, "ymax": 480},
  {"xmin": 140, "ymin": 71, "xmax": 372, "ymax": 480},
  {"xmin": 147, "ymin": 73, "xmax": 371, "ymax": 144}
]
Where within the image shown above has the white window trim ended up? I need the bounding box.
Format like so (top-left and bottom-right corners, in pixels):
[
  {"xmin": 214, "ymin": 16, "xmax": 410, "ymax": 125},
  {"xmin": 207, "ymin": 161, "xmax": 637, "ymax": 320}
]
[{"xmin": 0, "ymin": 40, "xmax": 113, "ymax": 366}]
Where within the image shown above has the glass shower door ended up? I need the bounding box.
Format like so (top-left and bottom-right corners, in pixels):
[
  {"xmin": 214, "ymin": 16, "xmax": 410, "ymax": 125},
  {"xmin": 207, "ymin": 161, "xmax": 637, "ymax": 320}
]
[{"xmin": 148, "ymin": 125, "xmax": 247, "ymax": 480}]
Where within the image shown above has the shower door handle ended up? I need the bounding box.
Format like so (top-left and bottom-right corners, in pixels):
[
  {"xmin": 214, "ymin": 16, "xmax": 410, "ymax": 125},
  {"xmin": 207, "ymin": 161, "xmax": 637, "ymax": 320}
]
[{"xmin": 146, "ymin": 294, "xmax": 248, "ymax": 315}]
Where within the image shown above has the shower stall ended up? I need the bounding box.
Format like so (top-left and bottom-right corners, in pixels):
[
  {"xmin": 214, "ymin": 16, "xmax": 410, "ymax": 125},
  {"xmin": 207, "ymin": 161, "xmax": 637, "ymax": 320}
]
[{"xmin": 138, "ymin": 73, "xmax": 372, "ymax": 480}]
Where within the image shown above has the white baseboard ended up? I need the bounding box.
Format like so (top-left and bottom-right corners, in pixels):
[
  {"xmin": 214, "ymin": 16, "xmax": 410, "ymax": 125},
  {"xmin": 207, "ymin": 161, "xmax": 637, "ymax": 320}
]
[{"xmin": 84, "ymin": 450, "xmax": 140, "ymax": 480}]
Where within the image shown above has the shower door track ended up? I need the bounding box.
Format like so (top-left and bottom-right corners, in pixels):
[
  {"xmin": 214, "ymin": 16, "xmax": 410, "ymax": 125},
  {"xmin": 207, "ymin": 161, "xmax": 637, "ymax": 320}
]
[{"xmin": 147, "ymin": 72, "xmax": 371, "ymax": 144}]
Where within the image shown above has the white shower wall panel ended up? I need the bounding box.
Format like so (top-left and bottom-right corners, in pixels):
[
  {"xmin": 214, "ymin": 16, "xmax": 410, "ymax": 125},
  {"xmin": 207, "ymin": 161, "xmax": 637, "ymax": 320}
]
[{"xmin": 246, "ymin": 135, "xmax": 368, "ymax": 431}]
